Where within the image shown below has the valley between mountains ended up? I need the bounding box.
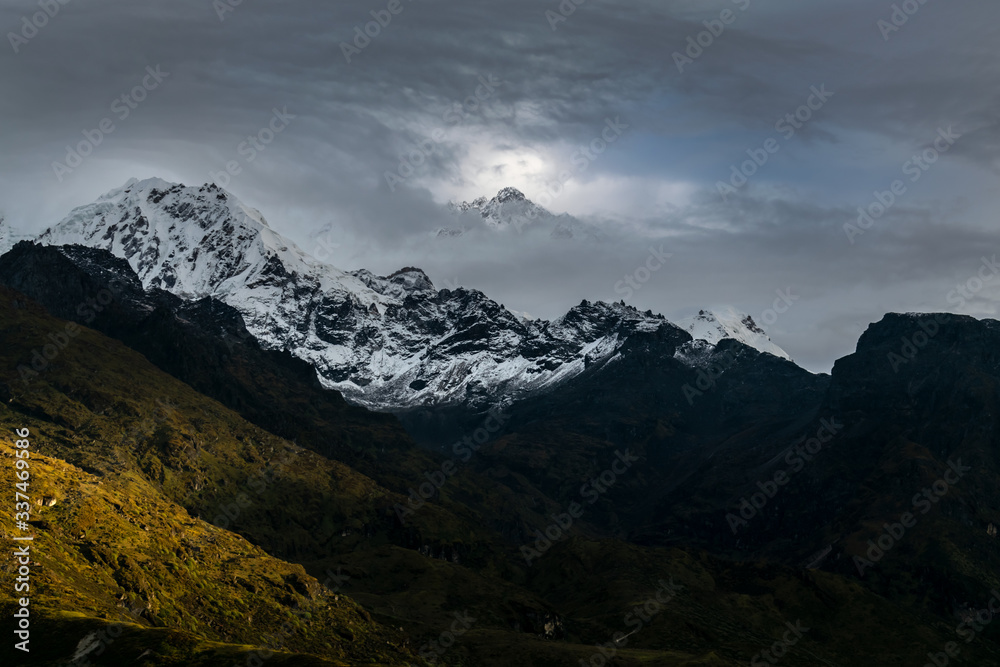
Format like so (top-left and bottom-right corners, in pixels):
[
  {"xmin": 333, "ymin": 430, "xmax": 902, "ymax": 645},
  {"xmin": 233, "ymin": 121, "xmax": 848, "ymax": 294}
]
[{"xmin": 2, "ymin": 178, "xmax": 999, "ymax": 666}]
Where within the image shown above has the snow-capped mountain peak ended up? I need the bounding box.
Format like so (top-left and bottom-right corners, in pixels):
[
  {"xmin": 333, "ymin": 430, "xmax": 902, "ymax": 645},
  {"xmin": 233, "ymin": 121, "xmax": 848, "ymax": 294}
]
[
  {"xmin": 34, "ymin": 178, "xmax": 678, "ymax": 410},
  {"xmin": 494, "ymin": 186, "xmax": 526, "ymax": 203},
  {"xmin": 678, "ymin": 307, "xmax": 792, "ymax": 360},
  {"xmin": 37, "ymin": 178, "xmax": 313, "ymax": 299},
  {"xmin": 34, "ymin": 177, "xmax": 798, "ymax": 411},
  {"xmin": 447, "ymin": 186, "xmax": 550, "ymax": 230},
  {"xmin": 442, "ymin": 187, "xmax": 599, "ymax": 241},
  {"xmin": 104, "ymin": 176, "xmax": 176, "ymax": 200}
]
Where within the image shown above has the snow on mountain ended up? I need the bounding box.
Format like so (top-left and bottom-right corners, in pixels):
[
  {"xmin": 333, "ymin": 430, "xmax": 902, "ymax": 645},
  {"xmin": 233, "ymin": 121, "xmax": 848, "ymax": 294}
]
[
  {"xmin": 677, "ymin": 308, "xmax": 792, "ymax": 361},
  {"xmin": 38, "ymin": 177, "xmax": 676, "ymax": 411},
  {"xmin": 0, "ymin": 218, "xmax": 12, "ymax": 255},
  {"xmin": 448, "ymin": 187, "xmax": 545, "ymax": 230},
  {"xmin": 441, "ymin": 187, "xmax": 597, "ymax": 240},
  {"xmin": 0, "ymin": 216, "xmax": 30, "ymax": 255}
]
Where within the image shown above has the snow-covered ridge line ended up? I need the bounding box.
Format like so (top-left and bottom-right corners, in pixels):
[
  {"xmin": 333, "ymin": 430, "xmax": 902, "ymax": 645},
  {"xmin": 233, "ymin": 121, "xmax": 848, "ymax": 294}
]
[
  {"xmin": 677, "ymin": 308, "xmax": 791, "ymax": 361},
  {"xmin": 441, "ymin": 186, "xmax": 595, "ymax": 240},
  {"xmin": 37, "ymin": 177, "xmax": 793, "ymax": 410}
]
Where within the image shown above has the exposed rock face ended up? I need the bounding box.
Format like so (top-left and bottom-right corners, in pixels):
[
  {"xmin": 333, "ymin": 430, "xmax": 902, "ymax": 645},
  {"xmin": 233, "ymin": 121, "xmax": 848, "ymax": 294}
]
[
  {"xmin": 0, "ymin": 241, "xmax": 414, "ymax": 465},
  {"xmin": 36, "ymin": 178, "xmax": 784, "ymax": 413},
  {"xmin": 442, "ymin": 187, "xmax": 598, "ymax": 239}
]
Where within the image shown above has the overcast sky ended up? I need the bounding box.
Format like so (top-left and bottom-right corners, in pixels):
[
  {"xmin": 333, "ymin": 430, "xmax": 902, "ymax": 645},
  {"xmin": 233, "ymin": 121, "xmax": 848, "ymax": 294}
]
[{"xmin": 1, "ymin": 0, "xmax": 998, "ymax": 372}]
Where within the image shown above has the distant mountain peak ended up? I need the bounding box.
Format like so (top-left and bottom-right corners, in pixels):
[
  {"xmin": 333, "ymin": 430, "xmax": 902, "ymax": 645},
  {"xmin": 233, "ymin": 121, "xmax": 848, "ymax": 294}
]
[
  {"xmin": 103, "ymin": 176, "xmax": 181, "ymax": 201},
  {"xmin": 448, "ymin": 186, "xmax": 545, "ymax": 226},
  {"xmin": 384, "ymin": 266, "xmax": 435, "ymax": 293},
  {"xmin": 678, "ymin": 307, "xmax": 792, "ymax": 360},
  {"xmin": 33, "ymin": 178, "xmax": 648, "ymax": 410},
  {"xmin": 35, "ymin": 177, "xmax": 800, "ymax": 412},
  {"xmin": 495, "ymin": 186, "xmax": 526, "ymax": 203},
  {"xmin": 38, "ymin": 178, "xmax": 292, "ymax": 297},
  {"xmin": 387, "ymin": 266, "xmax": 429, "ymax": 279},
  {"xmin": 444, "ymin": 187, "xmax": 599, "ymax": 240}
]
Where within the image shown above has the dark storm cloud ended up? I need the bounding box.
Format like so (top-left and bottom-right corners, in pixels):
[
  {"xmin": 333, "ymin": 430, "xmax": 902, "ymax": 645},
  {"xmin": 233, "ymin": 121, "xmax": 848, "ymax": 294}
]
[{"xmin": 1, "ymin": 0, "xmax": 997, "ymax": 371}]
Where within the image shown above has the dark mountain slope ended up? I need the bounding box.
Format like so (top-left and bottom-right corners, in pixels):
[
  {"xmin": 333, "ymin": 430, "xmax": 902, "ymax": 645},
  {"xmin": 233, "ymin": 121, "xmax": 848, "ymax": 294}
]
[
  {"xmin": 4, "ymin": 247, "xmax": 998, "ymax": 664},
  {"xmin": 0, "ymin": 286, "xmax": 416, "ymax": 666},
  {"xmin": 0, "ymin": 240, "xmax": 413, "ymax": 465},
  {"xmin": 0, "ymin": 242, "xmax": 563, "ymax": 561},
  {"xmin": 457, "ymin": 323, "xmax": 829, "ymax": 541}
]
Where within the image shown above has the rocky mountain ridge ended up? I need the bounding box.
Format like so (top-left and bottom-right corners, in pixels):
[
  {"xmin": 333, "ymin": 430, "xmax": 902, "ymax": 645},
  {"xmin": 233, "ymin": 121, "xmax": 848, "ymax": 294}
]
[{"xmin": 36, "ymin": 177, "xmax": 792, "ymax": 412}]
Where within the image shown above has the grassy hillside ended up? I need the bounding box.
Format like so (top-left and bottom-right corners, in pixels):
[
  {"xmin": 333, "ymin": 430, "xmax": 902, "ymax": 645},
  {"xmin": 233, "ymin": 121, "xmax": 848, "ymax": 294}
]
[{"xmin": 0, "ymin": 439, "xmax": 411, "ymax": 666}]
